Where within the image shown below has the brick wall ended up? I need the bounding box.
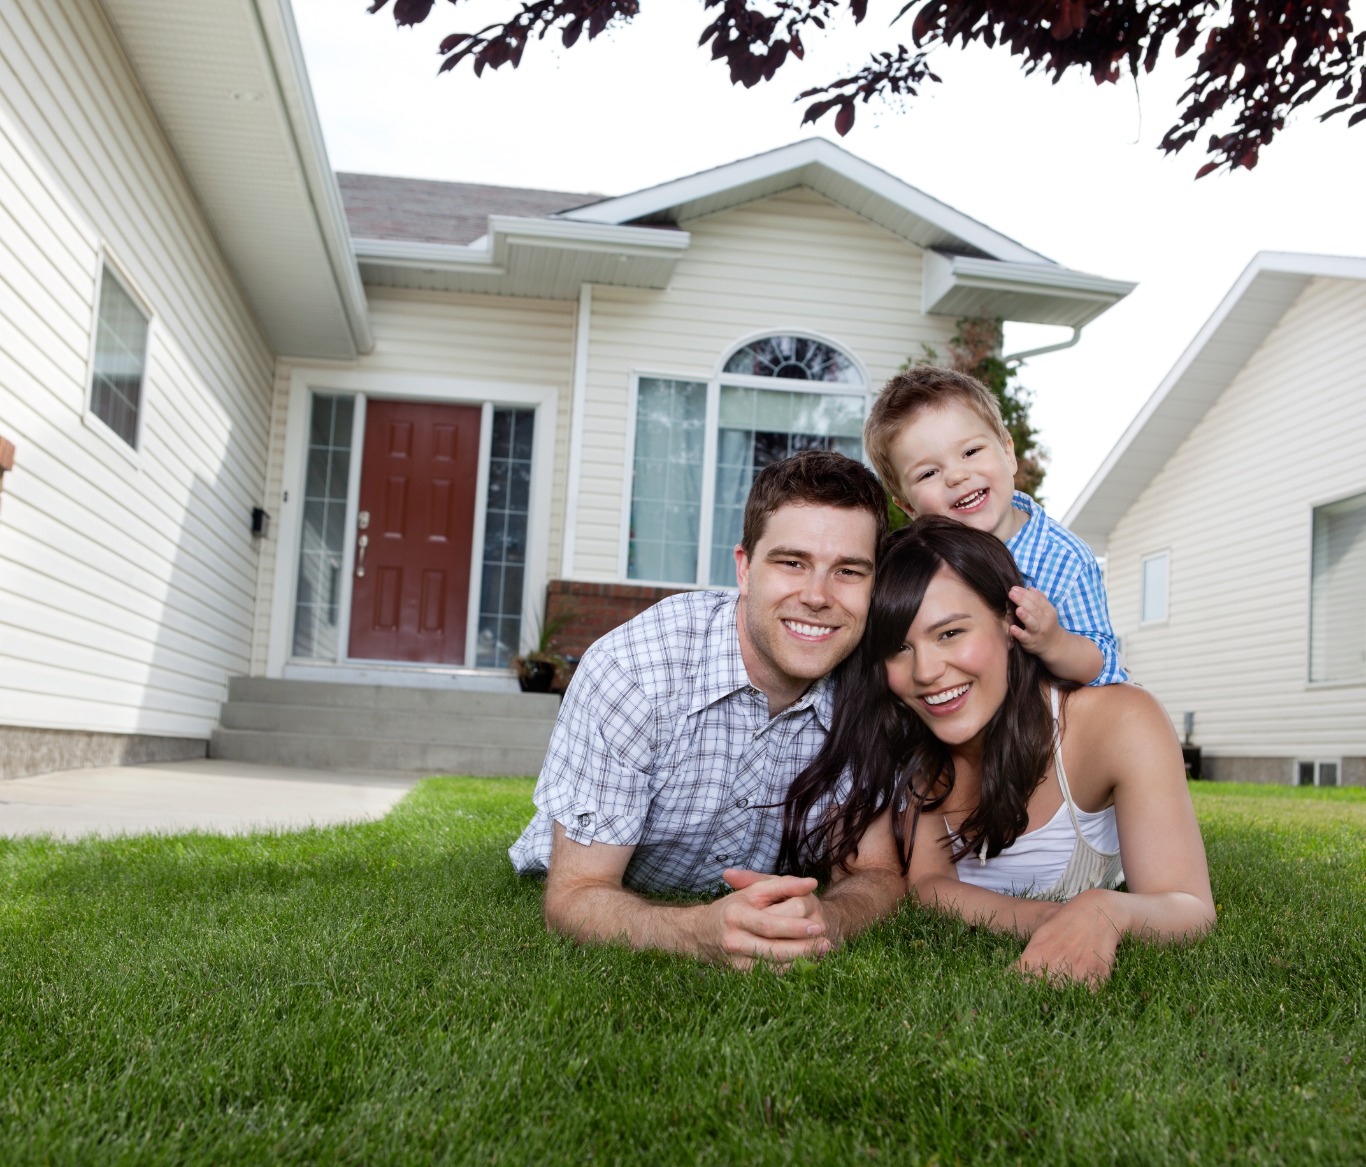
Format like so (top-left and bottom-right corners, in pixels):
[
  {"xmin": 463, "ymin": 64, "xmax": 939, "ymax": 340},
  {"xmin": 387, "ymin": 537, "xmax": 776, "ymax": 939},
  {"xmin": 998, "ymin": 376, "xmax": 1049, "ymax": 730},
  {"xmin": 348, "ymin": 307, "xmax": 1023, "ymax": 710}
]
[{"xmin": 545, "ymin": 578, "xmax": 693, "ymax": 660}]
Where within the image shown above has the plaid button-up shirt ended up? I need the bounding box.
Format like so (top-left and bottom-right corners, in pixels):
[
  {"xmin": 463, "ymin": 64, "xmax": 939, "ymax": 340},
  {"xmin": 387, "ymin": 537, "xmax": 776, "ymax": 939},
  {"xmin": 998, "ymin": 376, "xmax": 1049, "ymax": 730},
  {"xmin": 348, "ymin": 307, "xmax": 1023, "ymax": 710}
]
[
  {"xmin": 1006, "ymin": 490, "xmax": 1127, "ymax": 685},
  {"xmin": 508, "ymin": 590, "xmax": 835, "ymax": 895}
]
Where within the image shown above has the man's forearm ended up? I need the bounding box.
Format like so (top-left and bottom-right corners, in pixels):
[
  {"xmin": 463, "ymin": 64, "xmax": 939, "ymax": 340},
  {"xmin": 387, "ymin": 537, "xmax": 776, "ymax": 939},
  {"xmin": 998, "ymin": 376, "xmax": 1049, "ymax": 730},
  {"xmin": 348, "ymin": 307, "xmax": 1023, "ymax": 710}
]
[
  {"xmin": 543, "ymin": 869, "xmax": 832, "ymax": 969},
  {"xmin": 819, "ymin": 865, "xmax": 906, "ymax": 947},
  {"xmin": 544, "ymin": 879, "xmax": 708, "ymax": 956}
]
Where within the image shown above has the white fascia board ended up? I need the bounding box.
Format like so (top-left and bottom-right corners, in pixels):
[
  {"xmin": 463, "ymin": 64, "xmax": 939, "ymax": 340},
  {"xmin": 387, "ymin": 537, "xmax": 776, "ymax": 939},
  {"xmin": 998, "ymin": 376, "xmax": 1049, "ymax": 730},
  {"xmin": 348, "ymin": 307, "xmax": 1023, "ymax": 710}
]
[
  {"xmin": 1064, "ymin": 251, "xmax": 1366, "ymax": 537},
  {"xmin": 255, "ymin": 0, "xmax": 373, "ymax": 354},
  {"xmin": 560, "ymin": 138, "xmax": 1050, "ymax": 265},
  {"xmin": 487, "ymin": 215, "xmax": 691, "ymax": 257},
  {"xmin": 924, "ymin": 253, "xmax": 1137, "ymax": 308},
  {"xmin": 353, "ymin": 218, "xmax": 690, "ymax": 272}
]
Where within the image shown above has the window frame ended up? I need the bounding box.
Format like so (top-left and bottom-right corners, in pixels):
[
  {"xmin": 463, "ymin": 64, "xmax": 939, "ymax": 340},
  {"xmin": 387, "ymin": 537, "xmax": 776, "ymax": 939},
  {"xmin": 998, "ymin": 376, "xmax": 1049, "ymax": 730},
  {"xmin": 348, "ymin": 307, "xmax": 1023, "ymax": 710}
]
[
  {"xmin": 619, "ymin": 332, "xmax": 870, "ymax": 588},
  {"xmin": 1139, "ymin": 548, "xmax": 1171, "ymax": 626},
  {"xmin": 1293, "ymin": 758, "xmax": 1342, "ymax": 788},
  {"xmin": 82, "ymin": 251, "xmax": 154, "ymax": 457},
  {"xmin": 1306, "ymin": 486, "xmax": 1366, "ymax": 687}
]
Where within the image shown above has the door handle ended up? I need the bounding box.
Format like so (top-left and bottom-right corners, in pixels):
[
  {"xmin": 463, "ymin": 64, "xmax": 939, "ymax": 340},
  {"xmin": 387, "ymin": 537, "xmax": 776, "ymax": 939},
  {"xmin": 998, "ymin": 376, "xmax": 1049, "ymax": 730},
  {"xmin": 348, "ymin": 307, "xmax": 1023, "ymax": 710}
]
[{"xmin": 356, "ymin": 533, "xmax": 368, "ymax": 577}]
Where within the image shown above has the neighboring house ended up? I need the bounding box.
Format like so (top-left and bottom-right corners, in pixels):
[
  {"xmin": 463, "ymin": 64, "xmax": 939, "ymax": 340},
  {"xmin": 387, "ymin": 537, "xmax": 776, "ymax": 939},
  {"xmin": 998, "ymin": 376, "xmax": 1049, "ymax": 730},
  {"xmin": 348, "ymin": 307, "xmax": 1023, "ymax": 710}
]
[
  {"xmin": 0, "ymin": 0, "xmax": 1134, "ymax": 779},
  {"xmin": 1067, "ymin": 252, "xmax": 1366, "ymax": 787}
]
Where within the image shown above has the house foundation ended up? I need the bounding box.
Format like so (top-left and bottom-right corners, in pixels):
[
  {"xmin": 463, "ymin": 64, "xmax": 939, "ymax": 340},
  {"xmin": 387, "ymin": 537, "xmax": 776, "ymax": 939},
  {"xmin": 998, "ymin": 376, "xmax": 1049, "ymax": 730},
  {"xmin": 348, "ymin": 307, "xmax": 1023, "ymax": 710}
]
[{"xmin": 0, "ymin": 727, "xmax": 208, "ymax": 782}]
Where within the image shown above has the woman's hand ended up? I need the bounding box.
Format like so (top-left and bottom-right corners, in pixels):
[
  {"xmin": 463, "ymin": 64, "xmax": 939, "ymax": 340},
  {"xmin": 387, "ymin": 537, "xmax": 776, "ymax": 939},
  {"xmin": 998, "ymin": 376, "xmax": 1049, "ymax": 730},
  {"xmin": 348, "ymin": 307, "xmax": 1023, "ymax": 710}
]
[{"xmin": 1013, "ymin": 888, "xmax": 1125, "ymax": 987}]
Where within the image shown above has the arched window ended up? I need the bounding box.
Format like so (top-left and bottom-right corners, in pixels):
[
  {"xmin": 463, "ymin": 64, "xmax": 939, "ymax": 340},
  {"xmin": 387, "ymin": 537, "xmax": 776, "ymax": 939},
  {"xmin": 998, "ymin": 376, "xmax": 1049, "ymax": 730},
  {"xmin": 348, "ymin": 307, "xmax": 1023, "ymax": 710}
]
[
  {"xmin": 627, "ymin": 334, "xmax": 868, "ymax": 586},
  {"xmin": 722, "ymin": 335, "xmax": 860, "ymax": 383}
]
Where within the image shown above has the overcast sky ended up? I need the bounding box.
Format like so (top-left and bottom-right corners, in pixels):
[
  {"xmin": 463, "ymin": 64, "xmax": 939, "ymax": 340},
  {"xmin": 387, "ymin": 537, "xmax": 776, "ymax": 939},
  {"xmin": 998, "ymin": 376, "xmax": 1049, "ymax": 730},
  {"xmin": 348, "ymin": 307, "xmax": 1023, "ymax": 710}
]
[{"xmin": 291, "ymin": 0, "xmax": 1366, "ymax": 513}]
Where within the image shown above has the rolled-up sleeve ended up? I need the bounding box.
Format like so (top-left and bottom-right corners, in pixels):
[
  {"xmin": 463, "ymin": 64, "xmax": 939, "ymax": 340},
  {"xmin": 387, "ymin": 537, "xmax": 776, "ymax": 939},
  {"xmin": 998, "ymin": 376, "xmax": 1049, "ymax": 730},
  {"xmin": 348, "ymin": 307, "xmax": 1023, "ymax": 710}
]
[
  {"xmin": 1056, "ymin": 557, "xmax": 1127, "ymax": 686},
  {"xmin": 508, "ymin": 647, "xmax": 662, "ymax": 875}
]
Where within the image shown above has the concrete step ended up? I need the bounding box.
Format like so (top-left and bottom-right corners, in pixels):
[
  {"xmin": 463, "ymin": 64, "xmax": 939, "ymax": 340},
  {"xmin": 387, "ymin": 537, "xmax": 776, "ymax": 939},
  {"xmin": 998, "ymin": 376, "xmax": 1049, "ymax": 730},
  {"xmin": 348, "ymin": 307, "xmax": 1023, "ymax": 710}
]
[
  {"xmin": 218, "ymin": 701, "xmax": 555, "ymax": 748},
  {"xmin": 211, "ymin": 676, "xmax": 560, "ymax": 776},
  {"xmin": 210, "ymin": 728, "xmax": 548, "ymax": 777},
  {"xmin": 227, "ymin": 676, "xmax": 558, "ymax": 717}
]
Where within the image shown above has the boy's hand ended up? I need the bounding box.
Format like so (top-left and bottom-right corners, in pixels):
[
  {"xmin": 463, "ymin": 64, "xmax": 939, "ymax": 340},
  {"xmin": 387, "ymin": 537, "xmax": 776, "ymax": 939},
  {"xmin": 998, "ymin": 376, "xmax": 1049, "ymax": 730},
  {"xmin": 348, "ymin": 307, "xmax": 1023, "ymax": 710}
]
[{"xmin": 1008, "ymin": 585, "xmax": 1062, "ymax": 656}]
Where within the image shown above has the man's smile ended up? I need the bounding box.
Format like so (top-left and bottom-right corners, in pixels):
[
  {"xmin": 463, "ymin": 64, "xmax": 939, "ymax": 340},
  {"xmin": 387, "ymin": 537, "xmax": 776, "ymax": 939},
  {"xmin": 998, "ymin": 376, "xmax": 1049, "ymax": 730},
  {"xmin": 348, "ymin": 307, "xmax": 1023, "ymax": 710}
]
[{"xmin": 782, "ymin": 618, "xmax": 838, "ymax": 640}]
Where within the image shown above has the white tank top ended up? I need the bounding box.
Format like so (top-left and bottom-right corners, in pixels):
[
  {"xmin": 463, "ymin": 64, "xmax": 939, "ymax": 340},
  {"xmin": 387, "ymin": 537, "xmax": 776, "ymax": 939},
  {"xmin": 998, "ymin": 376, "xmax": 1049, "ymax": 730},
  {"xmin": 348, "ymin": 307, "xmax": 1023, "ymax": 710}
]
[{"xmin": 952, "ymin": 687, "xmax": 1123, "ymax": 900}]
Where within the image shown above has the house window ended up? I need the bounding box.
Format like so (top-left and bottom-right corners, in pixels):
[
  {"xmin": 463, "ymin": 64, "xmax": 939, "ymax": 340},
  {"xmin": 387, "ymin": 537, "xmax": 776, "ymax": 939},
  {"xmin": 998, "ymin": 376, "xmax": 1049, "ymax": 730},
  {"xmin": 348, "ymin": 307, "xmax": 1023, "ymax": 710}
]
[
  {"xmin": 1309, "ymin": 490, "xmax": 1366, "ymax": 683},
  {"xmin": 1141, "ymin": 551, "xmax": 1169, "ymax": 624},
  {"xmin": 627, "ymin": 335, "xmax": 866, "ymax": 587},
  {"xmin": 1296, "ymin": 759, "xmax": 1341, "ymax": 787},
  {"xmin": 89, "ymin": 263, "xmax": 150, "ymax": 448},
  {"xmin": 476, "ymin": 407, "xmax": 535, "ymax": 668}
]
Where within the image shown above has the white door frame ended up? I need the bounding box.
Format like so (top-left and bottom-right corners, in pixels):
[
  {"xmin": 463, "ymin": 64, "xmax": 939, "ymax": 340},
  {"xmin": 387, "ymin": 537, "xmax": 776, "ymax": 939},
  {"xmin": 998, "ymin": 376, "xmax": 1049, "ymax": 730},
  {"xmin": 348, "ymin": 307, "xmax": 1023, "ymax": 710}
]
[{"xmin": 266, "ymin": 367, "xmax": 558, "ymax": 678}]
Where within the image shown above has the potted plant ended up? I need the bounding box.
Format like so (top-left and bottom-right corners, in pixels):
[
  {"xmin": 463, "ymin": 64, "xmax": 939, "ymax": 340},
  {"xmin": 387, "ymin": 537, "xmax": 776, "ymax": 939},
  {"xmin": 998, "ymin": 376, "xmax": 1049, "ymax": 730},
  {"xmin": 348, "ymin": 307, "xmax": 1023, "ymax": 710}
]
[{"xmin": 513, "ymin": 605, "xmax": 578, "ymax": 693}]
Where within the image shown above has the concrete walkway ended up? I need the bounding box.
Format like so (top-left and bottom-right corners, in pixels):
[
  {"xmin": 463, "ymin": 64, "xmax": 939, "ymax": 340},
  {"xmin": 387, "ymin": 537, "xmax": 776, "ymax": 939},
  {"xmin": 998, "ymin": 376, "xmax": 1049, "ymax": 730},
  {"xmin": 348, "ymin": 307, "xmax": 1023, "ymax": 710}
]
[{"xmin": 0, "ymin": 759, "xmax": 420, "ymax": 841}]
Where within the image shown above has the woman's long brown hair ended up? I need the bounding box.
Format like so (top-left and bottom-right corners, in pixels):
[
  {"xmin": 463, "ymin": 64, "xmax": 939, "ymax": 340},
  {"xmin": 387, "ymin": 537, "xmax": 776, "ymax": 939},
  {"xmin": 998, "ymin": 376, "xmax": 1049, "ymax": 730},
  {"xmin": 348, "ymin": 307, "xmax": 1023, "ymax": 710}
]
[{"xmin": 779, "ymin": 516, "xmax": 1066, "ymax": 878}]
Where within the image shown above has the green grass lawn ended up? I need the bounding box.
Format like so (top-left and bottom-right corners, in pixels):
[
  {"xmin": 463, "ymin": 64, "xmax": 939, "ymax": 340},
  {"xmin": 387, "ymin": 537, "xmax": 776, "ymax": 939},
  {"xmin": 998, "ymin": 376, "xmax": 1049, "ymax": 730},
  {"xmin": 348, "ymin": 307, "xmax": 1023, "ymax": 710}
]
[{"xmin": 1, "ymin": 780, "xmax": 1362, "ymax": 1166}]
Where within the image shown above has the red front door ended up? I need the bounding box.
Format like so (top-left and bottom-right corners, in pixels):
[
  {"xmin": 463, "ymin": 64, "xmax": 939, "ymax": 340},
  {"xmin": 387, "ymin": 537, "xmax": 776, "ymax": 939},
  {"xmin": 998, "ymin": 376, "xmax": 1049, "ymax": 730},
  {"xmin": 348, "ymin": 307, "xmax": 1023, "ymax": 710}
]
[{"xmin": 348, "ymin": 400, "xmax": 481, "ymax": 664}]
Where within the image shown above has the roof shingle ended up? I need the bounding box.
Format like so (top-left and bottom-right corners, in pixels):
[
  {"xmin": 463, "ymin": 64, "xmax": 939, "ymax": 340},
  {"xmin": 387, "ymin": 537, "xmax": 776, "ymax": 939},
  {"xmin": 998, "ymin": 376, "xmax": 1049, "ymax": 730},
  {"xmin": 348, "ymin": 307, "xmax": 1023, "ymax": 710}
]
[{"xmin": 336, "ymin": 173, "xmax": 600, "ymax": 246}]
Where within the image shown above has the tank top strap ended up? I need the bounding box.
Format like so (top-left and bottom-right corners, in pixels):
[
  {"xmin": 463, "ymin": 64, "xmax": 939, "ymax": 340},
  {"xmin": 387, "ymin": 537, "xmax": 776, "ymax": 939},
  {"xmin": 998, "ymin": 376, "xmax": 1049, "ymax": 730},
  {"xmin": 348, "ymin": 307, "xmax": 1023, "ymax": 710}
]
[{"xmin": 1050, "ymin": 685, "xmax": 1088, "ymax": 840}]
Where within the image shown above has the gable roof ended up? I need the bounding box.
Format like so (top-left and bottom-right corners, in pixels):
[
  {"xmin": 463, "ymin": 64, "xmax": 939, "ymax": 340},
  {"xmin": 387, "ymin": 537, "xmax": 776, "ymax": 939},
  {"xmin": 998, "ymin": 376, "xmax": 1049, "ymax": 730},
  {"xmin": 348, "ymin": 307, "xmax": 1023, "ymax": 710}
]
[
  {"xmin": 560, "ymin": 138, "xmax": 1135, "ymax": 330},
  {"xmin": 1065, "ymin": 251, "xmax": 1366, "ymax": 553},
  {"xmin": 351, "ymin": 138, "xmax": 1134, "ymax": 322}
]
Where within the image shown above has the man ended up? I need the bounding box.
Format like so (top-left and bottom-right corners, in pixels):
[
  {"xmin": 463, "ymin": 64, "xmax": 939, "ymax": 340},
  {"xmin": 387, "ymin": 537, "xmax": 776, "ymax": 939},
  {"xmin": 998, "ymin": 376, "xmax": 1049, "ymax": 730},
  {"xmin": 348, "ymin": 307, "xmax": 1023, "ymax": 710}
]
[{"xmin": 509, "ymin": 450, "xmax": 906, "ymax": 968}]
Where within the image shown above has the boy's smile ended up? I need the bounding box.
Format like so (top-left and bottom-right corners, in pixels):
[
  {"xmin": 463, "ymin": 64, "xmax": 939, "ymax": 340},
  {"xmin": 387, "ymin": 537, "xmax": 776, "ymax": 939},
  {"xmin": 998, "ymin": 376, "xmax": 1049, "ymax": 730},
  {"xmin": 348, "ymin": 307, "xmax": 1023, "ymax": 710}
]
[{"xmin": 887, "ymin": 401, "xmax": 1026, "ymax": 543}]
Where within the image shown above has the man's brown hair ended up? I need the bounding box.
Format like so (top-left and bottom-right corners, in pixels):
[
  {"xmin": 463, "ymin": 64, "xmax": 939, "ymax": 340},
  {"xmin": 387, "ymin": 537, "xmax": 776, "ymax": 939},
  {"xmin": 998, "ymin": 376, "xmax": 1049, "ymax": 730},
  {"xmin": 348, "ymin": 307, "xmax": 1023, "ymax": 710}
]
[
  {"xmin": 864, "ymin": 366, "xmax": 1011, "ymax": 500},
  {"xmin": 740, "ymin": 449, "xmax": 888, "ymax": 557}
]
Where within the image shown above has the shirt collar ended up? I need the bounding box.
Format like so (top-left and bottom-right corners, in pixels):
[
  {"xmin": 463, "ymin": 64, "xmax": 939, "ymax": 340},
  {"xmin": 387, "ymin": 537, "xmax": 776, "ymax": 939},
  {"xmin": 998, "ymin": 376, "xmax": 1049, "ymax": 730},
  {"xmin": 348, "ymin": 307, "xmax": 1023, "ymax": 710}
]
[{"xmin": 687, "ymin": 592, "xmax": 835, "ymax": 730}]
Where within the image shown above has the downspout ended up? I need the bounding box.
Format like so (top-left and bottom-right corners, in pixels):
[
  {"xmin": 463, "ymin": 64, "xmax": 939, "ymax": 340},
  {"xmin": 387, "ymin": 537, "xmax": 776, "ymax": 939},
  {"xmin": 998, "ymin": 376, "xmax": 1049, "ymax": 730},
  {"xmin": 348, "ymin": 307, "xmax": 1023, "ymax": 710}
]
[
  {"xmin": 559, "ymin": 284, "xmax": 593, "ymax": 579},
  {"xmin": 1003, "ymin": 325, "xmax": 1082, "ymax": 367}
]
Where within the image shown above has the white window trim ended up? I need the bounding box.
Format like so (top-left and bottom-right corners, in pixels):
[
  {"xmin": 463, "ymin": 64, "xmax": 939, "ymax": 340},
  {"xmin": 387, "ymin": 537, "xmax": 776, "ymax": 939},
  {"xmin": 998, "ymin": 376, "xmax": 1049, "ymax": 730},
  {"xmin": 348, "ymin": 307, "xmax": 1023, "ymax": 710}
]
[
  {"xmin": 620, "ymin": 333, "xmax": 869, "ymax": 589},
  {"xmin": 81, "ymin": 249, "xmax": 154, "ymax": 461},
  {"xmin": 268, "ymin": 368, "xmax": 558, "ymax": 677},
  {"xmin": 1293, "ymin": 758, "xmax": 1343, "ymax": 787},
  {"xmin": 1139, "ymin": 549, "xmax": 1171, "ymax": 626},
  {"xmin": 1305, "ymin": 485, "xmax": 1366, "ymax": 688}
]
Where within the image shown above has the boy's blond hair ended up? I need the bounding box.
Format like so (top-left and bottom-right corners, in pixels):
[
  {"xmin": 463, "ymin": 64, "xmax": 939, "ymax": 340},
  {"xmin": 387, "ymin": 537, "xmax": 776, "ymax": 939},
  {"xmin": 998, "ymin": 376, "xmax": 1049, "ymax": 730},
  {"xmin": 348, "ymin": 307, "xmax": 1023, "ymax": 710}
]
[{"xmin": 864, "ymin": 365, "xmax": 1012, "ymax": 499}]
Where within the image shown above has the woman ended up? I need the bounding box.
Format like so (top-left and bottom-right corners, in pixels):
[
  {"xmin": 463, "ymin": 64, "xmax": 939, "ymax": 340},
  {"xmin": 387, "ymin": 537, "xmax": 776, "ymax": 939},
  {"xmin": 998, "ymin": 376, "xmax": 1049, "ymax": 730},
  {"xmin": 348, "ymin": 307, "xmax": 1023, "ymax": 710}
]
[{"xmin": 782, "ymin": 517, "xmax": 1215, "ymax": 984}]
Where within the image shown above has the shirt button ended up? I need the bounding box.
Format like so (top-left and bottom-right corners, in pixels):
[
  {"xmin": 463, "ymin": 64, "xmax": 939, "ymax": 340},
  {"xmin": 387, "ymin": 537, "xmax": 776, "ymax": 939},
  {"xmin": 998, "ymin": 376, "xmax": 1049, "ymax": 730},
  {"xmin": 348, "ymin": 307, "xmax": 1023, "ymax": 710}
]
[
  {"xmin": 715, "ymin": 853, "xmax": 730, "ymax": 863},
  {"xmin": 735, "ymin": 797, "xmax": 749, "ymax": 809},
  {"xmin": 578, "ymin": 813, "xmax": 592, "ymax": 827}
]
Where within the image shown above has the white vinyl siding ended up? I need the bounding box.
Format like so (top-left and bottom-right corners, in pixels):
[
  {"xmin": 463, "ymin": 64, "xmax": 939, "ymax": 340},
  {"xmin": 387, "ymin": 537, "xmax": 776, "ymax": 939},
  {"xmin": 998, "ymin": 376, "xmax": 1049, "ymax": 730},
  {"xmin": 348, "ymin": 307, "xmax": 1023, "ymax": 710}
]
[
  {"xmin": 250, "ymin": 289, "xmax": 575, "ymax": 673},
  {"xmin": 0, "ymin": 0, "xmax": 274, "ymax": 738},
  {"xmin": 566, "ymin": 186, "xmax": 958, "ymax": 580},
  {"xmin": 1104, "ymin": 275, "xmax": 1366, "ymax": 761}
]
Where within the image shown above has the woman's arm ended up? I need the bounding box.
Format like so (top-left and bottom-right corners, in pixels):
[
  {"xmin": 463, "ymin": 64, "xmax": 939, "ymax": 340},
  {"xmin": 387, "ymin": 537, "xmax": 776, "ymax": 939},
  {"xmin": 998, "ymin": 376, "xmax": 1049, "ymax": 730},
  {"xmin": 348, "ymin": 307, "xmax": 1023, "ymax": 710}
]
[
  {"xmin": 905, "ymin": 798, "xmax": 1067, "ymax": 939},
  {"xmin": 1015, "ymin": 685, "xmax": 1215, "ymax": 984}
]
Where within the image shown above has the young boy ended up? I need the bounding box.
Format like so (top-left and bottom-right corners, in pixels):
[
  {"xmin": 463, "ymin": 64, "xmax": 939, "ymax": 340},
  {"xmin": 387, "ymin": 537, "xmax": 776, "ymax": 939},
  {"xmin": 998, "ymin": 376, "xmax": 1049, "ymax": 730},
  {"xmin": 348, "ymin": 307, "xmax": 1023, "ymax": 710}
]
[{"xmin": 864, "ymin": 365, "xmax": 1126, "ymax": 686}]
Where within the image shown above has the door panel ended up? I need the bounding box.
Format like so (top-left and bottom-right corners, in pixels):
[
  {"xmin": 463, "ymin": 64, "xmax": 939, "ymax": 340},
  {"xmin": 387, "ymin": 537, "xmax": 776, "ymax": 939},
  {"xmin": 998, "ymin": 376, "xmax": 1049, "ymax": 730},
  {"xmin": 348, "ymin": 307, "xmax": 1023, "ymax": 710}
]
[{"xmin": 348, "ymin": 400, "xmax": 481, "ymax": 663}]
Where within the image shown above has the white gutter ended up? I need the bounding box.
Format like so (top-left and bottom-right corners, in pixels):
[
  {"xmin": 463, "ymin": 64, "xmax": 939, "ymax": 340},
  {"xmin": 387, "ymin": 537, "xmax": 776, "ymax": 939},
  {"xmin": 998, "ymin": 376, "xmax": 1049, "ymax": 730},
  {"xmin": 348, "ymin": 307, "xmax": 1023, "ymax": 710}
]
[
  {"xmin": 254, "ymin": 0, "xmax": 374, "ymax": 354},
  {"xmin": 354, "ymin": 217, "xmax": 691, "ymax": 273},
  {"xmin": 924, "ymin": 252, "xmax": 1136, "ymax": 318}
]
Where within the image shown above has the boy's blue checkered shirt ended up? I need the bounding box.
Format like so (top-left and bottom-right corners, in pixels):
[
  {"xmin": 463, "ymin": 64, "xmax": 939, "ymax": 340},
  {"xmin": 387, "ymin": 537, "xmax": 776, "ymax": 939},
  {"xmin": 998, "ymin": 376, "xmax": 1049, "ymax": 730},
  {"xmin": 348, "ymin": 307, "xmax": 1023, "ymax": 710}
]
[{"xmin": 1005, "ymin": 491, "xmax": 1127, "ymax": 685}]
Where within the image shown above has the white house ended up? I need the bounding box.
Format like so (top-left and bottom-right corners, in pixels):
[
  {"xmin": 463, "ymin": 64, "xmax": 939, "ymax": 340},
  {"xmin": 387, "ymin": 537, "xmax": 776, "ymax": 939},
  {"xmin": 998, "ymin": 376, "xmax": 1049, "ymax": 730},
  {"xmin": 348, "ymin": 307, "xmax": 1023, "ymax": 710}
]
[
  {"xmin": 1067, "ymin": 252, "xmax": 1366, "ymax": 787},
  {"xmin": 0, "ymin": 0, "xmax": 1134, "ymax": 778}
]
